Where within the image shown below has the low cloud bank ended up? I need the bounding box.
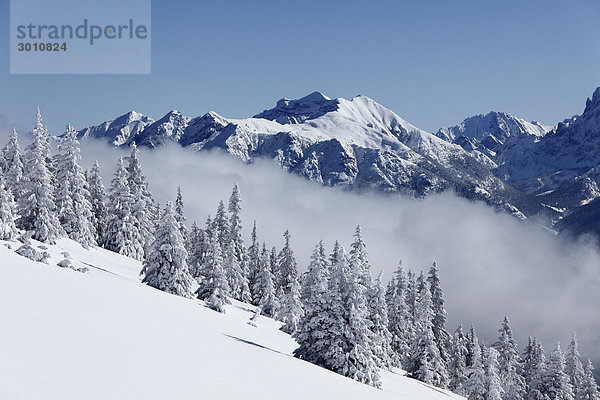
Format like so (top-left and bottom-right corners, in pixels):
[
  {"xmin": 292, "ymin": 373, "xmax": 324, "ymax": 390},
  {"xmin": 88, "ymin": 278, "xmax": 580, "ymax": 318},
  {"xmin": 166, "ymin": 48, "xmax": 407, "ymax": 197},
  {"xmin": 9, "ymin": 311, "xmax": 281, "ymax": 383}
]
[{"xmin": 81, "ymin": 141, "xmax": 600, "ymax": 360}]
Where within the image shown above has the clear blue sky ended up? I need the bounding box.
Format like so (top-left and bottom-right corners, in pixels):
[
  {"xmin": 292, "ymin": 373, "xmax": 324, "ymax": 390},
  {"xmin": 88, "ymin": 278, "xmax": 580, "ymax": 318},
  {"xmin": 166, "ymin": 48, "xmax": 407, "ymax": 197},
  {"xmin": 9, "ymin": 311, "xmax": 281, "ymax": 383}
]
[{"xmin": 1, "ymin": 0, "xmax": 600, "ymax": 135}]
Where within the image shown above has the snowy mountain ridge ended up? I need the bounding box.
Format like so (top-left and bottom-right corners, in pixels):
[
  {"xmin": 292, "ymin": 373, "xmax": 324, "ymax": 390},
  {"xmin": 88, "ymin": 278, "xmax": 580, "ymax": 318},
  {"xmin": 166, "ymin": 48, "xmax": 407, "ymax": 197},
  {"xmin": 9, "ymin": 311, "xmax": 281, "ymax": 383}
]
[
  {"xmin": 78, "ymin": 93, "xmax": 544, "ymax": 219},
  {"xmin": 74, "ymin": 87, "xmax": 600, "ymax": 236}
]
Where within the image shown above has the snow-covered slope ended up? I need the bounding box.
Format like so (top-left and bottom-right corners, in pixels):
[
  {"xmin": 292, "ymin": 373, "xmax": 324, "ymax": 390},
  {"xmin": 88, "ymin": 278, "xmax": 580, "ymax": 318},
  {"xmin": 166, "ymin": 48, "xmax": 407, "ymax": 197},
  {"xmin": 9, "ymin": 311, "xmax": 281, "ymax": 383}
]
[
  {"xmin": 0, "ymin": 237, "xmax": 464, "ymax": 400},
  {"xmin": 78, "ymin": 93, "xmax": 545, "ymax": 218}
]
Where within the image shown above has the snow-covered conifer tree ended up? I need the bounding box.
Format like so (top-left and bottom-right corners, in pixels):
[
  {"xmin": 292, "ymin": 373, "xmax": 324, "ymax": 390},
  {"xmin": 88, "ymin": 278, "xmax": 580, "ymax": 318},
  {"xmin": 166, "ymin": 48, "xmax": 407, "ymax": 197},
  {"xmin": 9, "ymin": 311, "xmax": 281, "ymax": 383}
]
[
  {"xmin": 466, "ymin": 324, "xmax": 479, "ymax": 368},
  {"xmin": 545, "ymin": 342, "xmax": 575, "ymax": 400},
  {"xmin": 87, "ymin": 161, "xmax": 107, "ymax": 245},
  {"xmin": 582, "ymin": 360, "xmax": 600, "ymax": 400},
  {"xmin": 54, "ymin": 124, "xmax": 96, "ymax": 246},
  {"xmin": 270, "ymin": 246, "xmax": 282, "ymax": 301},
  {"xmin": 2, "ymin": 127, "xmax": 23, "ymax": 201},
  {"xmin": 187, "ymin": 222, "xmax": 207, "ymax": 280},
  {"xmin": 127, "ymin": 143, "xmax": 156, "ymax": 255},
  {"xmin": 349, "ymin": 225, "xmax": 373, "ymax": 289},
  {"xmin": 141, "ymin": 202, "xmax": 194, "ymax": 297},
  {"xmin": 196, "ymin": 228, "xmax": 229, "ymax": 304},
  {"xmin": 492, "ymin": 316, "xmax": 526, "ymax": 400},
  {"xmin": 406, "ymin": 270, "xmax": 417, "ymax": 320},
  {"xmin": 227, "ymin": 183, "xmax": 251, "ymax": 302},
  {"xmin": 408, "ymin": 272, "xmax": 448, "ymax": 388},
  {"xmin": 300, "ymin": 241, "xmax": 328, "ymax": 303},
  {"xmin": 278, "ymin": 275, "xmax": 303, "ymax": 334},
  {"xmin": 277, "ymin": 229, "xmax": 298, "ymax": 295},
  {"xmin": 17, "ymin": 110, "xmax": 62, "ymax": 243},
  {"xmin": 174, "ymin": 186, "xmax": 189, "ymax": 245},
  {"xmin": 0, "ymin": 177, "xmax": 17, "ymax": 240},
  {"xmin": 565, "ymin": 333, "xmax": 586, "ymax": 400},
  {"xmin": 460, "ymin": 332, "xmax": 486, "ymax": 400},
  {"xmin": 212, "ymin": 200, "xmax": 229, "ymax": 250},
  {"xmin": 294, "ymin": 241, "xmax": 330, "ymax": 363},
  {"xmin": 449, "ymin": 324, "xmax": 469, "ymax": 391},
  {"xmin": 197, "ymin": 229, "xmax": 229, "ymax": 313},
  {"xmin": 253, "ymin": 243, "xmax": 279, "ymax": 317},
  {"xmin": 328, "ymin": 240, "xmax": 341, "ymax": 274},
  {"xmin": 104, "ymin": 157, "xmax": 144, "ymax": 258},
  {"xmin": 248, "ymin": 221, "xmax": 261, "ymax": 304},
  {"xmin": 385, "ymin": 275, "xmax": 396, "ymax": 309},
  {"xmin": 222, "ymin": 239, "xmax": 248, "ymax": 301},
  {"xmin": 341, "ymin": 247, "xmax": 381, "ymax": 387},
  {"xmin": 297, "ymin": 246, "xmax": 346, "ymax": 368},
  {"xmin": 524, "ymin": 337, "xmax": 548, "ymax": 400},
  {"xmin": 368, "ymin": 272, "xmax": 394, "ymax": 369},
  {"xmin": 483, "ymin": 345, "xmax": 505, "ymax": 400},
  {"xmin": 427, "ymin": 262, "xmax": 450, "ymax": 365},
  {"xmin": 388, "ymin": 261, "xmax": 414, "ymax": 368}
]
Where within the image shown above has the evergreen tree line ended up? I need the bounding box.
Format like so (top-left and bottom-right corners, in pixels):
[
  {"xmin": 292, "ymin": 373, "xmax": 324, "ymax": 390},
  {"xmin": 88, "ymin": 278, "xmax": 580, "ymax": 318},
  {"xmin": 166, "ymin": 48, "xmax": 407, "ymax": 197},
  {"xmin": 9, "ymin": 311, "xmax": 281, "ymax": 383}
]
[
  {"xmin": 1, "ymin": 111, "xmax": 598, "ymax": 397},
  {"xmin": 0, "ymin": 110, "xmax": 158, "ymax": 260}
]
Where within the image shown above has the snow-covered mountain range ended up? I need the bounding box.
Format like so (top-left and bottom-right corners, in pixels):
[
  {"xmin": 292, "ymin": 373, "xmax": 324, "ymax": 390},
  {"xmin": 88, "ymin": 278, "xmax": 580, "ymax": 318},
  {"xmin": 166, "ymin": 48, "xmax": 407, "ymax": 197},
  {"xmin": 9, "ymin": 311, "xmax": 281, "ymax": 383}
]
[{"xmin": 77, "ymin": 88, "xmax": 600, "ymax": 237}]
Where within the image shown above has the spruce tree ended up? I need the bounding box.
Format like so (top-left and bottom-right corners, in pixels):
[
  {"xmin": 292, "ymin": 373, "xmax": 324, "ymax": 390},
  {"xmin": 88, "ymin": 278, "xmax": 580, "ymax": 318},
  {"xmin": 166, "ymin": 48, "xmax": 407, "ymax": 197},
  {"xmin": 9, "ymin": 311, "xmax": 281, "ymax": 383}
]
[
  {"xmin": 460, "ymin": 332, "xmax": 486, "ymax": 400},
  {"xmin": 248, "ymin": 221, "xmax": 261, "ymax": 304},
  {"xmin": 227, "ymin": 183, "xmax": 251, "ymax": 302},
  {"xmin": 17, "ymin": 110, "xmax": 62, "ymax": 243},
  {"xmin": 0, "ymin": 177, "xmax": 17, "ymax": 240},
  {"xmin": 466, "ymin": 324, "xmax": 479, "ymax": 368},
  {"xmin": 104, "ymin": 157, "xmax": 144, "ymax": 259},
  {"xmin": 253, "ymin": 243, "xmax": 279, "ymax": 317},
  {"xmin": 222, "ymin": 239, "xmax": 248, "ymax": 301},
  {"xmin": 174, "ymin": 186, "xmax": 189, "ymax": 246},
  {"xmin": 2, "ymin": 127, "xmax": 23, "ymax": 202},
  {"xmin": 492, "ymin": 316, "xmax": 526, "ymax": 400},
  {"xmin": 196, "ymin": 228, "xmax": 230, "ymax": 311},
  {"xmin": 545, "ymin": 342, "xmax": 575, "ymax": 400},
  {"xmin": 388, "ymin": 261, "xmax": 414, "ymax": 368},
  {"xmin": 212, "ymin": 200, "xmax": 229, "ymax": 250},
  {"xmin": 294, "ymin": 241, "xmax": 330, "ymax": 363},
  {"xmin": 385, "ymin": 275, "xmax": 396, "ymax": 310},
  {"xmin": 87, "ymin": 161, "xmax": 107, "ymax": 245},
  {"xmin": 300, "ymin": 241, "xmax": 328, "ymax": 303},
  {"xmin": 406, "ymin": 270, "xmax": 417, "ymax": 320},
  {"xmin": 277, "ymin": 229, "xmax": 298, "ymax": 295},
  {"xmin": 278, "ymin": 276, "xmax": 303, "ymax": 334},
  {"xmin": 341, "ymin": 247, "xmax": 381, "ymax": 388},
  {"xmin": 524, "ymin": 337, "xmax": 548, "ymax": 400},
  {"xmin": 483, "ymin": 345, "xmax": 505, "ymax": 400},
  {"xmin": 349, "ymin": 225, "xmax": 373, "ymax": 288},
  {"xmin": 299, "ymin": 246, "xmax": 348, "ymax": 374},
  {"xmin": 198, "ymin": 229, "xmax": 229, "ymax": 313},
  {"xmin": 127, "ymin": 143, "xmax": 156, "ymax": 255},
  {"xmin": 565, "ymin": 333, "xmax": 586, "ymax": 400},
  {"xmin": 582, "ymin": 360, "xmax": 600, "ymax": 400},
  {"xmin": 328, "ymin": 240, "xmax": 341, "ymax": 275},
  {"xmin": 408, "ymin": 272, "xmax": 448, "ymax": 388},
  {"xmin": 188, "ymin": 222, "xmax": 207, "ymax": 280},
  {"xmin": 54, "ymin": 124, "xmax": 96, "ymax": 246},
  {"xmin": 449, "ymin": 324, "xmax": 469, "ymax": 391},
  {"xmin": 368, "ymin": 272, "xmax": 394, "ymax": 369},
  {"xmin": 141, "ymin": 202, "xmax": 194, "ymax": 297},
  {"xmin": 427, "ymin": 261, "xmax": 450, "ymax": 366}
]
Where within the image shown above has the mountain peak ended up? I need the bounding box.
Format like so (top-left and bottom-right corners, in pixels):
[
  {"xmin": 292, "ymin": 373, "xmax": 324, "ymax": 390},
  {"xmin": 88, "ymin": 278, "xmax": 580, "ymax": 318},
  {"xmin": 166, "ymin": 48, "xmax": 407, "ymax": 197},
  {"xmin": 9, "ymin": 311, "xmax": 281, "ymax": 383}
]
[
  {"xmin": 584, "ymin": 87, "xmax": 600, "ymax": 114},
  {"xmin": 298, "ymin": 91, "xmax": 331, "ymax": 102},
  {"xmin": 253, "ymin": 91, "xmax": 339, "ymax": 124}
]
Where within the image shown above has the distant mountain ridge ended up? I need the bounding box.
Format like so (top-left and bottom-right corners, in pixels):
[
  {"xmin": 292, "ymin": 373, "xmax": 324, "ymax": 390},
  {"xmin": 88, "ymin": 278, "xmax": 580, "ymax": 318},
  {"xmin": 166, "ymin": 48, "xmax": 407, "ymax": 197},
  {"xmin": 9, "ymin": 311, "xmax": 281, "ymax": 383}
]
[{"xmin": 77, "ymin": 88, "xmax": 600, "ymax": 237}]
